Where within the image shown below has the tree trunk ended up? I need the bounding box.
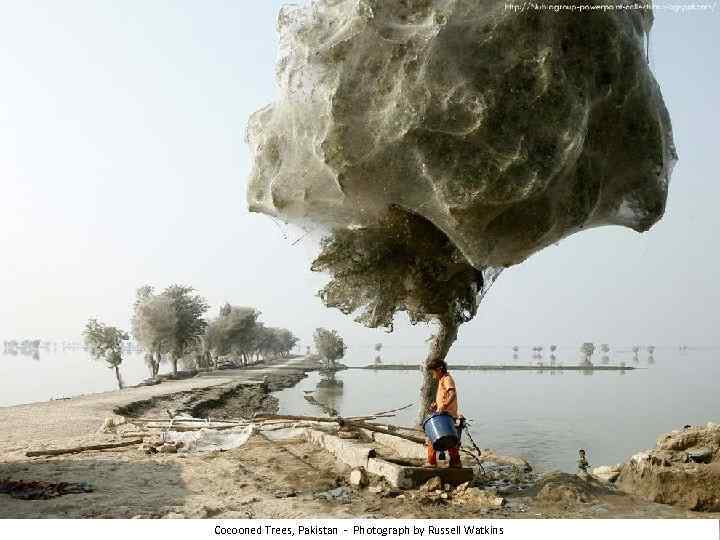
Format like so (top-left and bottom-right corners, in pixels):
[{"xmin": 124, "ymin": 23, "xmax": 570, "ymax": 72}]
[
  {"xmin": 154, "ymin": 351, "xmax": 162, "ymax": 378},
  {"xmin": 114, "ymin": 365, "xmax": 124, "ymax": 390},
  {"xmin": 416, "ymin": 318, "xmax": 459, "ymax": 426}
]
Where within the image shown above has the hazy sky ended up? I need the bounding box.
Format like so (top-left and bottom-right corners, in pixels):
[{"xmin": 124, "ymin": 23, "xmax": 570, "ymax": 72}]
[{"xmin": 1, "ymin": 1, "xmax": 718, "ymax": 355}]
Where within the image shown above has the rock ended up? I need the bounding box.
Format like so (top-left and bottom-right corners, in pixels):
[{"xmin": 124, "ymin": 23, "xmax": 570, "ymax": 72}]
[
  {"xmin": 200, "ymin": 505, "xmax": 223, "ymax": 518},
  {"xmin": 368, "ymin": 485, "xmax": 383, "ymax": 494},
  {"xmin": 140, "ymin": 444, "xmax": 158, "ymax": 455},
  {"xmin": 315, "ymin": 486, "xmax": 352, "ymax": 504},
  {"xmin": 99, "ymin": 416, "xmax": 126, "ymax": 434},
  {"xmin": 481, "ymin": 450, "xmax": 533, "ymax": 472},
  {"xmin": 454, "ymin": 481, "xmax": 471, "ymax": 494},
  {"xmin": 274, "ymin": 489, "xmax": 297, "ymax": 499},
  {"xmin": 349, "ymin": 468, "xmax": 368, "ymax": 487},
  {"xmin": 420, "ymin": 476, "xmax": 443, "ymax": 492},
  {"xmin": 616, "ymin": 424, "xmax": 720, "ymax": 511},
  {"xmin": 159, "ymin": 444, "xmax": 178, "ymax": 454},
  {"xmin": 592, "ymin": 465, "xmax": 622, "ymax": 483},
  {"xmin": 247, "ymin": 0, "xmax": 675, "ymax": 270},
  {"xmin": 455, "ymin": 487, "xmax": 505, "ymax": 508},
  {"xmin": 688, "ymin": 448, "xmax": 713, "ymax": 464}
]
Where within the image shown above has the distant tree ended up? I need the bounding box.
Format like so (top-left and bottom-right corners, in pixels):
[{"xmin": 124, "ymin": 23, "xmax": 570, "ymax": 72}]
[
  {"xmin": 83, "ymin": 319, "xmax": 129, "ymax": 390},
  {"xmin": 600, "ymin": 343, "xmax": 610, "ymax": 353},
  {"xmin": 313, "ymin": 328, "xmax": 347, "ymax": 368},
  {"xmin": 311, "ymin": 207, "xmax": 499, "ymax": 423},
  {"xmin": 580, "ymin": 342, "xmax": 595, "ymax": 364},
  {"xmin": 274, "ymin": 328, "xmax": 299, "ymax": 358},
  {"xmin": 132, "ymin": 289, "xmax": 177, "ymax": 378},
  {"xmin": 252, "ymin": 324, "xmax": 275, "ymax": 361},
  {"xmin": 550, "ymin": 344, "xmax": 557, "ymax": 353},
  {"xmin": 162, "ymin": 285, "xmax": 209, "ymax": 375},
  {"xmin": 212, "ymin": 304, "xmax": 261, "ymax": 366},
  {"xmin": 374, "ymin": 343, "xmax": 383, "ymax": 352}
]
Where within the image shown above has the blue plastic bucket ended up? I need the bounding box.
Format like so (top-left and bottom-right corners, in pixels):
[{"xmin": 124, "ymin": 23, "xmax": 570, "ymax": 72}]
[{"xmin": 422, "ymin": 412, "xmax": 459, "ymax": 450}]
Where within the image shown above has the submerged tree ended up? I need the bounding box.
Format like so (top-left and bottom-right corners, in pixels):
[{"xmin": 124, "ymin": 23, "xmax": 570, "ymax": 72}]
[
  {"xmin": 311, "ymin": 208, "xmax": 500, "ymax": 422},
  {"xmin": 580, "ymin": 342, "xmax": 595, "ymax": 365},
  {"xmin": 83, "ymin": 319, "xmax": 129, "ymax": 390},
  {"xmin": 313, "ymin": 327, "xmax": 346, "ymax": 369}
]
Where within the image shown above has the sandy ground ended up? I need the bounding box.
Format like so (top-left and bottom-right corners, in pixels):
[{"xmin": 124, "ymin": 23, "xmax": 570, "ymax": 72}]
[
  {"xmin": 1, "ymin": 357, "xmax": 717, "ymax": 519},
  {"xmin": 0, "ymin": 358, "xmax": 310, "ymax": 459}
]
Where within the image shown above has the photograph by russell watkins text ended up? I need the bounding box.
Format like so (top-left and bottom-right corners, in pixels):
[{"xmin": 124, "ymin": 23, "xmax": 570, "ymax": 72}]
[{"xmin": 1, "ymin": 1, "xmax": 719, "ymax": 539}]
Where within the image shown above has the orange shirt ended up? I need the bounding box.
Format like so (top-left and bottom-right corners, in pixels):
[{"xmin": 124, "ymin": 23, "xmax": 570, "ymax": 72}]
[{"xmin": 435, "ymin": 373, "xmax": 459, "ymax": 418}]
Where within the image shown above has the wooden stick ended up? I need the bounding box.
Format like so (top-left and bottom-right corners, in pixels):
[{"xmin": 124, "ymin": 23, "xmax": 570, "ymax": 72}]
[
  {"xmin": 132, "ymin": 418, "xmax": 247, "ymax": 424},
  {"xmin": 366, "ymin": 402, "xmax": 415, "ymax": 417},
  {"xmin": 343, "ymin": 420, "xmax": 426, "ymax": 445},
  {"xmin": 26, "ymin": 439, "xmax": 144, "ymax": 457},
  {"xmin": 251, "ymin": 414, "xmax": 426, "ymax": 444}
]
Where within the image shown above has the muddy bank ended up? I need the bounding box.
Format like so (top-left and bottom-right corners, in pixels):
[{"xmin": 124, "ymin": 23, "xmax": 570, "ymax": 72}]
[
  {"xmin": 616, "ymin": 422, "xmax": 720, "ymax": 511},
  {"xmin": 116, "ymin": 369, "xmax": 309, "ymax": 420}
]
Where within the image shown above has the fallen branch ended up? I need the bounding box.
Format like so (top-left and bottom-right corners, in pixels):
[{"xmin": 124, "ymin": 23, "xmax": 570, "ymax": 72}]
[
  {"xmin": 251, "ymin": 413, "xmax": 427, "ymax": 444},
  {"xmin": 344, "ymin": 420, "xmax": 426, "ymax": 445},
  {"xmin": 26, "ymin": 439, "xmax": 144, "ymax": 458}
]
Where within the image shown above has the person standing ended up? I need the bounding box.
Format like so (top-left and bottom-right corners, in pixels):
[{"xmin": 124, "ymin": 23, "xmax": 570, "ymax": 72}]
[{"xmin": 426, "ymin": 359, "xmax": 462, "ymax": 467}]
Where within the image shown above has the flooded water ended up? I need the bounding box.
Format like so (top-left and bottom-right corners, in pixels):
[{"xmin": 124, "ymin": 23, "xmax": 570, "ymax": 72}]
[
  {"xmin": 275, "ymin": 347, "xmax": 720, "ymax": 473},
  {"xmin": 2, "ymin": 343, "xmax": 717, "ymax": 473},
  {"xmin": 0, "ymin": 347, "xmax": 168, "ymax": 407}
]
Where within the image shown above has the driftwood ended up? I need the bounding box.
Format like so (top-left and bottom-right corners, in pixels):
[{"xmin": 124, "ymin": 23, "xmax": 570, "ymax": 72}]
[
  {"xmin": 254, "ymin": 414, "xmax": 427, "ymax": 445},
  {"xmin": 133, "ymin": 417, "xmax": 247, "ymax": 424},
  {"xmin": 343, "ymin": 420, "xmax": 426, "ymax": 445},
  {"xmin": 26, "ymin": 439, "xmax": 145, "ymax": 458}
]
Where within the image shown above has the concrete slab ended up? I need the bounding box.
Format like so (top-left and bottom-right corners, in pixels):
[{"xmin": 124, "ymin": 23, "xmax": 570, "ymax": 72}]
[{"xmin": 305, "ymin": 429, "xmax": 376, "ymax": 469}]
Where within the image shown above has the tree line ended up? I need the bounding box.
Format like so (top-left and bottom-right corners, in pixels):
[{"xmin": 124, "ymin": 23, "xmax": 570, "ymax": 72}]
[{"xmin": 83, "ymin": 284, "xmax": 299, "ymax": 389}]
